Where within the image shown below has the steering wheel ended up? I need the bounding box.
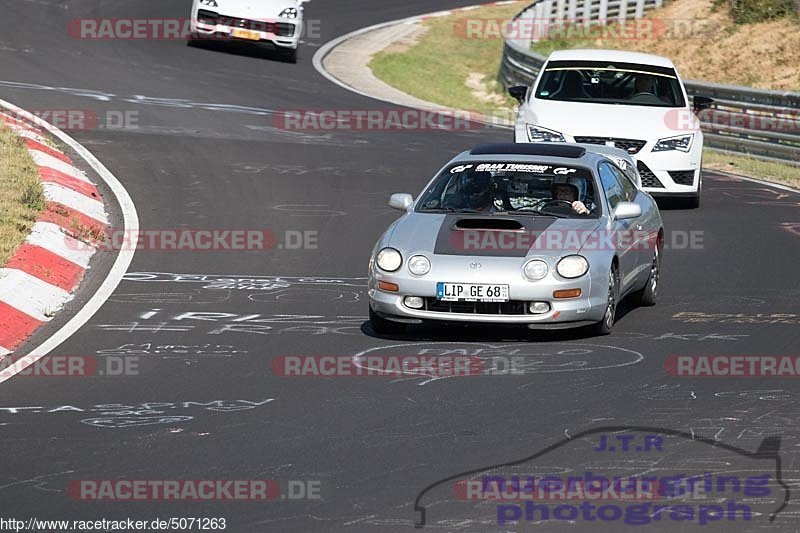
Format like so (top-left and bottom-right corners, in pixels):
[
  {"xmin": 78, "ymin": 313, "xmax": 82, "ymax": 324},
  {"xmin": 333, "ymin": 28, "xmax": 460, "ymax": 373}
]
[
  {"xmin": 539, "ymin": 199, "xmax": 574, "ymax": 209},
  {"xmin": 630, "ymin": 92, "xmax": 663, "ymax": 104}
]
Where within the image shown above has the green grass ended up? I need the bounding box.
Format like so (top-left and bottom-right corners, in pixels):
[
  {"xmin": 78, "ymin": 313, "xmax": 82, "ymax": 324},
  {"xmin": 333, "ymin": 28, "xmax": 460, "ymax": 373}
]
[
  {"xmin": 703, "ymin": 148, "xmax": 800, "ymax": 189},
  {"xmin": 0, "ymin": 122, "xmax": 45, "ymax": 266},
  {"xmin": 369, "ymin": 3, "xmax": 521, "ymax": 117}
]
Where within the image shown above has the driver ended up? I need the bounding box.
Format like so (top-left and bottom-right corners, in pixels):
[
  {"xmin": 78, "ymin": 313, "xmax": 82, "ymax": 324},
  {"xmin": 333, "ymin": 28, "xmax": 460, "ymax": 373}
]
[
  {"xmin": 551, "ymin": 183, "xmax": 590, "ymax": 214},
  {"xmin": 460, "ymin": 170, "xmax": 494, "ymax": 211}
]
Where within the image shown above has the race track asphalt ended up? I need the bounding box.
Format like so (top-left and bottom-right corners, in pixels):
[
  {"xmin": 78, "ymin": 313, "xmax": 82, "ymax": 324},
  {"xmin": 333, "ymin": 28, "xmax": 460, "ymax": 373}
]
[{"xmin": 1, "ymin": 1, "xmax": 799, "ymax": 531}]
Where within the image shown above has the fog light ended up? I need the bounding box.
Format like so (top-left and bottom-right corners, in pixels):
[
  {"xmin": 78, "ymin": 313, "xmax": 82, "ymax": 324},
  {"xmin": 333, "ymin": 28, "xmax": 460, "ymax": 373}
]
[
  {"xmin": 553, "ymin": 288, "xmax": 581, "ymax": 299},
  {"xmin": 404, "ymin": 296, "xmax": 424, "ymax": 309},
  {"xmin": 378, "ymin": 281, "xmax": 399, "ymax": 292},
  {"xmin": 529, "ymin": 301, "xmax": 550, "ymax": 314}
]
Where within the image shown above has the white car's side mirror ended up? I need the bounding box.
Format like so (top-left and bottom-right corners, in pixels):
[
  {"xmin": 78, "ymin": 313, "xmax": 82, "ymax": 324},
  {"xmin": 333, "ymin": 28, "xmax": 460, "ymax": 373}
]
[
  {"xmin": 389, "ymin": 193, "xmax": 414, "ymax": 211},
  {"xmin": 613, "ymin": 202, "xmax": 642, "ymax": 220}
]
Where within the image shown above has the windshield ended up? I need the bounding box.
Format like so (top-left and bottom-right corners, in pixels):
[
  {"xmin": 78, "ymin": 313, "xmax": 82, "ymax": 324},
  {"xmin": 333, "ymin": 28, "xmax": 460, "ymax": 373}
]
[
  {"xmin": 535, "ymin": 60, "xmax": 685, "ymax": 107},
  {"xmin": 416, "ymin": 161, "xmax": 600, "ymax": 218}
]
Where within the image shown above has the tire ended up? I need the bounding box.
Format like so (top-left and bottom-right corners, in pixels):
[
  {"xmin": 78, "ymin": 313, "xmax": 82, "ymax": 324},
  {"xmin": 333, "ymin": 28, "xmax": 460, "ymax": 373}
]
[
  {"xmin": 589, "ymin": 265, "xmax": 619, "ymax": 336},
  {"xmin": 369, "ymin": 307, "xmax": 406, "ymax": 335},
  {"xmin": 634, "ymin": 245, "xmax": 660, "ymax": 307}
]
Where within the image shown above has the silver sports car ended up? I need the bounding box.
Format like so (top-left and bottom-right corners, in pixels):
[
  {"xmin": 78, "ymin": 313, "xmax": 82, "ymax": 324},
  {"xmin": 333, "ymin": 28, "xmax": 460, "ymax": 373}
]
[{"xmin": 368, "ymin": 143, "xmax": 664, "ymax": 335}]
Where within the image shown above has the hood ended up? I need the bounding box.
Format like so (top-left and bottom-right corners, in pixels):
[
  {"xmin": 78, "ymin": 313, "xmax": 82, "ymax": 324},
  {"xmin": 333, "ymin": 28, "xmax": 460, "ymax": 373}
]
[
  {"xmin": 214, "ymin": 0, "xmax": 299, "ymax": 18},
  {"xmin": 523, "ymin": 100, "xmax": 698, "ymax": 140},
  {"xmin": 387, "ymin": 213, "xmax": 601, "ymax": 258}
]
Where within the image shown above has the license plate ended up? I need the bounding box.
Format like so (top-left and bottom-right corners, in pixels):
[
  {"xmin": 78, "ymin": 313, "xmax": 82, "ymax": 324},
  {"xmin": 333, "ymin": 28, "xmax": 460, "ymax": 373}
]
[
  {"xmin": 232, "ymin": 28, "xmax": 260, "ymax": 41},
  {"xmin": 437, "ymin": 282, "xmax": 509, "ymax": 302}
]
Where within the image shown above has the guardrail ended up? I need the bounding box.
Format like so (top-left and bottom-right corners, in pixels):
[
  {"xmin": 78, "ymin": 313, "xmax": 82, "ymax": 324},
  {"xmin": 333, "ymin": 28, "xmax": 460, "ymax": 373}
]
[{"xmin": 498, "ymin": 1, "xmax": 800, "ymax": 165}]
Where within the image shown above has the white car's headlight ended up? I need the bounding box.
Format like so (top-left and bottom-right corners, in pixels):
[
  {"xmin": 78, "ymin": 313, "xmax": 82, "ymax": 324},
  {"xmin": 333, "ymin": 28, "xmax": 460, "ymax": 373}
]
[
  {"xmin": 279, "ymin": 7, "xmax": 299, "ymax": 18},
  {"xmin": 652, "ymin": 134, "xmax": 694, "ymax": 153},
  {"xmin": 557, "ymin": 255, "xmax": 589, "ymax": 278},
  {"xmin": 523, "ymin": 259, "xmax": 548, "ymax": 281},
  {"xmin": 527, "ymin": 125, "xmax": 566, "ymax": 143},
  {"xmin": 408, "ymin": 255, "xmax": 431, "ymax": 276},
  {"xmin": 199, "ymin": 0, "xmax": 218, "ymax": 7},
  {"xmin": 376, "ymin": 248, "xmax": 402, "ymax": 272}
]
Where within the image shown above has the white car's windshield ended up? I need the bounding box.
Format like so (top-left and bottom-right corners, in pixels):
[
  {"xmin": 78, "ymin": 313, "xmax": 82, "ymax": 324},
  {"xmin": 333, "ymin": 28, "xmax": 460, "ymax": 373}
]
[
  {"xmin": 535, "ymin": 60, "xmax": 685, "ymax": 107},
  {"xmin": 417, "ymin": 161, "xmax": 600, "ymax": 218}
]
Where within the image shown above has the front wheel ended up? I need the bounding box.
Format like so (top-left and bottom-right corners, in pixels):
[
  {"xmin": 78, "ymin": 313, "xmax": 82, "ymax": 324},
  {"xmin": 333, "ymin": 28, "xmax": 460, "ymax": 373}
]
[
  {"xmin": 369, "ymin": 307, "xmax": 406, "ymax": 335},
  {"xmin": 588, "ymin": 265, "xmax": 619, "ymax": 336}
]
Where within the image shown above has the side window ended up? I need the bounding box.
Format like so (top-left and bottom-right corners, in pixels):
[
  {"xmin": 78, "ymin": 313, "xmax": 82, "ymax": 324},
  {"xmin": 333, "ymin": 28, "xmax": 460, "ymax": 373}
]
[
  {"xmin": 598, "ymin": 162, "xmax": 624, "ymax": 209},
  {"xmin": 609, "ymin": 164, "xmax": 638, "ymax": 201}
]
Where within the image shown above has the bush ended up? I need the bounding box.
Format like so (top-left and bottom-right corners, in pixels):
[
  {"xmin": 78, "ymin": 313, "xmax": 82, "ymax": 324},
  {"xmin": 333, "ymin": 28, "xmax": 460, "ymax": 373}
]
[{"xmin": 718, "ymin": 0, "xmax": 797, "ymax": 24}]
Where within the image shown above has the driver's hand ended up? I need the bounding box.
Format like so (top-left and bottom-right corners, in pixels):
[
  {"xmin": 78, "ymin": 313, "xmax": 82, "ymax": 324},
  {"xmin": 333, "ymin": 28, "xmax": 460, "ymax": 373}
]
[{"xmin": 572, "ymin": 201, "xmax": 590, "ymax": 215}]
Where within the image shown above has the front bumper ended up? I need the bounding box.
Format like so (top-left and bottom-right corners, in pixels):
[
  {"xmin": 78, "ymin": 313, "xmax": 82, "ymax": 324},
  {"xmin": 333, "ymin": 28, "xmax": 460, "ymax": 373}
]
[
  {"xmin": 192, "ymin": 10, "xmax": 301, "ymax": 49},
  {"xmin": 368, "ymin": 265, "xmax": 608, "ymax": 329},
  {"xmin": 513, "ymin": 127, "xmax": 703, "ymax": 196}
]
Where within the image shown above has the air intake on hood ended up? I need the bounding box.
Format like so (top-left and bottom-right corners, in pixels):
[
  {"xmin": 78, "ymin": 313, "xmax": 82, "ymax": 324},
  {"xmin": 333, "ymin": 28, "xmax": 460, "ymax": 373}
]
[{"xmin": 454, "ymin": 218, "xmax": 524, "ymax": 231}]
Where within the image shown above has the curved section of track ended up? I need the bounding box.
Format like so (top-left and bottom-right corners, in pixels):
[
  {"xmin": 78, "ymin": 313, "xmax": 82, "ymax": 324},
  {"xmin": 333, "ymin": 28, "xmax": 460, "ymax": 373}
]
[{"xmin": 1, "ymin": 1, "xmax": 799, "ymax": 531}]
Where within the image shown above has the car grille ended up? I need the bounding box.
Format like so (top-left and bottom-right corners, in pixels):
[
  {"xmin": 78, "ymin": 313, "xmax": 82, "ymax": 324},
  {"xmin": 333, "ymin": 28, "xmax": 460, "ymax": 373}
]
[
  {"xmin": 669, "ymin": 170, "xmax": 695, "ymax": 186},
  {"xmin": 423, "ymin": 298, "xmax": 529, "ymax": 315},
  {"xmin": 637, "ymin": 161, "xmax": 664, "ymax": 188},
  {"xmin": 198, "ymin": 11, "xmax": 296, "ymax": 37},
  {"xmin": 574, "ymin": 137, "xmax": 647, "ymax": 154}
]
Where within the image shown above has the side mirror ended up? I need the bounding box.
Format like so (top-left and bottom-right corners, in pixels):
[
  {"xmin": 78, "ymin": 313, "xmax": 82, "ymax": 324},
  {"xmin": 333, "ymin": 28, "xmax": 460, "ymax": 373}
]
[
  {"xmin": 508, "ymin": 85, "xmax": 528, "ymax": 104},
  {"xmin": 693, "ymin": 95, "xmax": 714, "ymax": 113},
  {"xmin": 389, "ymin": 193, "xmax": 414, "ymax": 211},
  {"xmin": 613, "ymin": 202, "xmax": 642, "ymax": 220}
]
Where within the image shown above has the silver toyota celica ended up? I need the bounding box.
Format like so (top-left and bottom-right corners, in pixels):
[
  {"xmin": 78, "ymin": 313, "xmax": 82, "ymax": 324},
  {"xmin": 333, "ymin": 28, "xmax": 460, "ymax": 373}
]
[{"xmin": 368, "ymin": 143, "xmax": 664, "ymax": 336}]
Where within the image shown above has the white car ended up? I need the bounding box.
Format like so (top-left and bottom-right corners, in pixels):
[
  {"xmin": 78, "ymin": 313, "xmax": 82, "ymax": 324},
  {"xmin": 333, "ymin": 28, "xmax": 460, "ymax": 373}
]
[
  {"xmin": 189, "ymin": 0, "xmax": 306, "ymax": 62},
  {"xmin": 510, "ymin": 49, "xmax": 713, "ymax": 208}
]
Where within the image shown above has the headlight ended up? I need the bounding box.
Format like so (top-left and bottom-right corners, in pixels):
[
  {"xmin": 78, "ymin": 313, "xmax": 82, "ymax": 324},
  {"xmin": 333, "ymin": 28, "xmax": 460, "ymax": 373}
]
[
  {"xmin": 556, "ymin": 255, "xmax": 589, "ymax": 279},
  {"xmin": 279, "ymin": 7, "xmax": 299, "ymax": 18},
  {"xmin": 376, "ymin": 248, "xmax": 402, "ymax": 272},
  {"xmin": 408, "ymin": 255, "xmax": 431, "ymax": 276},
  {"xmin": 527, "ymin": 125, "xmax": 566, "ymax": 143},
  {"xmin": 652, "ymin": 134, "xmax": 694, "ymax": 153},
  {"xmin": 199, "ymin": 0, "xmax": 218, "ymax": 6},
  {"xmin": 523, "ymin": 259, "xmax": 548, "ymax": 281}
]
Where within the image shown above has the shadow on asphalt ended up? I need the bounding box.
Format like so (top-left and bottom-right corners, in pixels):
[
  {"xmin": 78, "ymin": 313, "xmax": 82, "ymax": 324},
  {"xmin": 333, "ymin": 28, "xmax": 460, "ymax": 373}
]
[
  {"xmin": 186, "ymin": 38, "xmax": 296, "ymax": 63},
  {"xmin": 360, "ymin": 292, "xmax": 641, "ymax": 342}
]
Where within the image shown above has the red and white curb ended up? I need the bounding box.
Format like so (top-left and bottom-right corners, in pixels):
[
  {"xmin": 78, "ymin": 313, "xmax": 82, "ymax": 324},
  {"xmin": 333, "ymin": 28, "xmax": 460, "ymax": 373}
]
[
  {"xmin": 0, "ymin": 112, "xmax": 108, "ymax": 355},
  {"xmin": 0, "ymin": 100, "xmax": 138, "ymax": 383}
]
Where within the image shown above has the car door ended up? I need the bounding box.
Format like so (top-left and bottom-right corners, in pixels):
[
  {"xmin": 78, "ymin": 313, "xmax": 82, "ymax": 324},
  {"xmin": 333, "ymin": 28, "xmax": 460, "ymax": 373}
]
[
  {"xmin": 598, "ymin": 161, "xmax": 640, "ymax": 295},
  {"xmin": 608, "ymin": 162, "xmax": 653, "ymax": 288}
]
